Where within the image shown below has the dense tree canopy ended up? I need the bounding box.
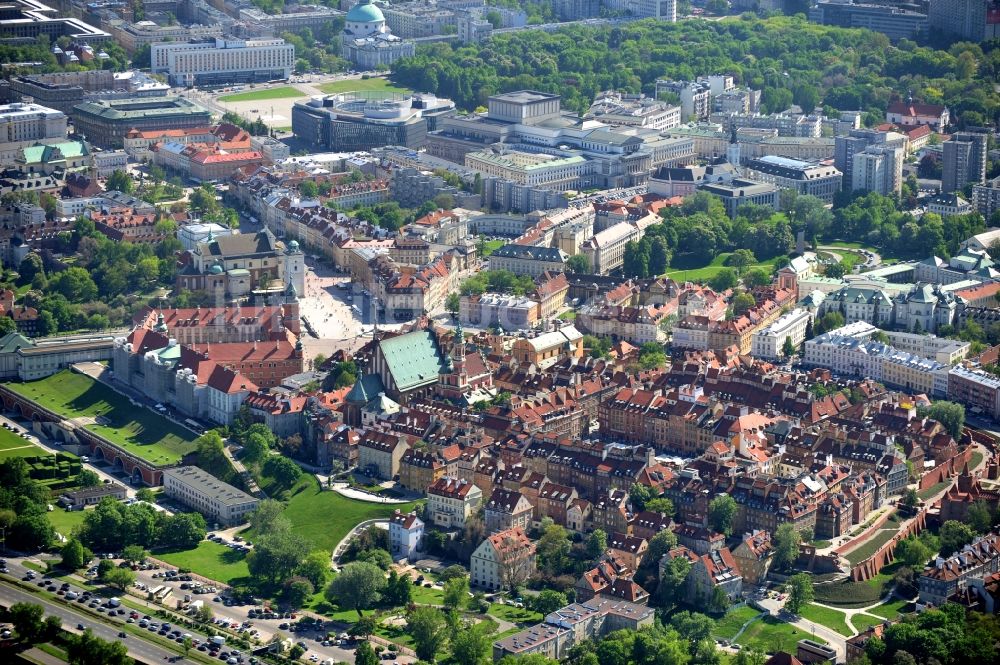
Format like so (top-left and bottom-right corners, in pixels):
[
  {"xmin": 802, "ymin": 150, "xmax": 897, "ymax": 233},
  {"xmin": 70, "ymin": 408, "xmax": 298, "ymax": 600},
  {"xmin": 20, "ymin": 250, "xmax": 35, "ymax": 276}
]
[{"xmin": 392, "ymin": 16, "xmax": 1000, "ymax": 128}]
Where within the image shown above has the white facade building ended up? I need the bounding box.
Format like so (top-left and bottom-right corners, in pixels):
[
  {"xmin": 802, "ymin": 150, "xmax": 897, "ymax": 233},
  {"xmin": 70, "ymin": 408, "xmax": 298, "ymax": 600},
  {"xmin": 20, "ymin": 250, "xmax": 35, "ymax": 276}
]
[
  {"xmin": 389, "ymin": 509, "xmax": 424, "ymax": 560},
  {"xmin": 162, "ymin": 466, "xmax": 259, "ymax": 526},
  {"xmin": 150, "ymin": 38, "xmax": 294, "ymax": 87},
  {"xmin": 426, "ymin": 476, "xmax": 482, "ymax": 529},
  {"xmin": 0, "ymin": 102, "xmax": 67, "ymax": 165},
  {"xmin": 751, "ymin": 308, "xmax": 812, "ymax": 360}
]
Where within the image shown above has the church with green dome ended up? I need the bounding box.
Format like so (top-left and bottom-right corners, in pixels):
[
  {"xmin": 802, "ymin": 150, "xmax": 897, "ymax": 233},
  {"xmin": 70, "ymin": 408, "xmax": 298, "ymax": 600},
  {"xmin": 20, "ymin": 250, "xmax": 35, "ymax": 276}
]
[{"xmin": 342, "ymin": 0, "xmax": 414, "ymax": 70}]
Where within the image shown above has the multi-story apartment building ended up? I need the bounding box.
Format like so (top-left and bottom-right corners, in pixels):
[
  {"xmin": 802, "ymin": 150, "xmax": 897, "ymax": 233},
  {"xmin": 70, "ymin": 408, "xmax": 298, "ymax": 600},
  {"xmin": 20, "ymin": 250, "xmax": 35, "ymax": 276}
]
[
  {"xmin": 389, "ymin": 509, "xmax": 424, "ymax": 559},
  {"xmin": 720, "ymin": 112, "xmax": 823, "ymax": 139},
  {"xmin": 484, "ymin": 488, "xmax": 534, "ymax": 535},
  {"xmin": 579, "ymin": 222, "xmax": 642, "ymax": 275},
  {"xmin": 918, "ymin": 534, "xmax": 1000, "ymax": 606},
  {"xmin": 947, "ymin": 365, "xmax": 1000, "ymax": 421},
  {"xmin": 803, "ymin": 329, "xmax": 949, "ymax": 396},
  {"xmin": 398, "ymin": 448, "xmax": 444, "ymax": 492},
  {"xmin": 929, "ymin": 0, "xmax": 1000, "ymax": 42},
  {"xmin": 851, "ymin": 145, "xmax": 904, "ymax": 196},
  {"xmin": 470, "ymin": 527, "xmax": 537, "ymax": 591},
  {"xmin": 460, "ymin": 293, "xmax": 539, "ymax": 330},
  {"xmin": 358, "ymin": 430, "xmax": 411, "ymax": 480},
  {"xmin": 655, "ymin": 79, "xmax": 711, "ymax": 122},
  {"xmin": 162, "ymin": 466, "xmax": 259, "ymax": 526},
  {"xmin": 150, "ymin": 38, "xmax": 295, "ymax": 87},
  {"xmin": 750, "ymin": 308, "xmax": 812, "ymax": 360},
  {"xmin": 942, "ymin": 130, "xmax": 989, "ymax": 194},
  {"xmin": 426, "ymin": 476, "xmax": 483, "ymax": 529},
  {"xmin": 835, "ymin": 129, "xmax": 906, "ymax": 193}
]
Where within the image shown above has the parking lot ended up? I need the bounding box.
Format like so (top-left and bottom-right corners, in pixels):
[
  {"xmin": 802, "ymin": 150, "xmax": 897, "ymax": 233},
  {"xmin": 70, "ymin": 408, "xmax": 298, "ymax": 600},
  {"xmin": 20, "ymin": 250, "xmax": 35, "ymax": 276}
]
[{"xmin": 3, "ymin": 552, "xmax": 401, "ymax": 665}]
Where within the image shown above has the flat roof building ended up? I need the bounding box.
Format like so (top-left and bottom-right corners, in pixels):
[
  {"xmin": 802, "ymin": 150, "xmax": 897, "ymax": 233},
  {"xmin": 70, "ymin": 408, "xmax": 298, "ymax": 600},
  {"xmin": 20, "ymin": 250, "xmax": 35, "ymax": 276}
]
[
  {"xmin": 292, "ymin": 93, "xmax": 454, "ymax": 152},
  {"xmin": 700, "ymin": 178, "xmax": 780, "ymax": 218},
  {"xmin": 0, "ymin": 0, "xmax": 110, "ymax": 45},
  {"xmin": 151, "ymin": 38, "xmax": 295, "ymax": 87},
  {"xmin": 72, "ymin": 97, "xmax": 213, "ymax": 149},
  {"xmin": 744, "ymin": 155, "xmax": 843, "ymax": 204},
  {"xmin": 163, "ymin": 466, "xmax": 259, "ymax": 526},
  {"xmin": 0, "ymin": 101, "xmax": 67, "ymax": 165}
]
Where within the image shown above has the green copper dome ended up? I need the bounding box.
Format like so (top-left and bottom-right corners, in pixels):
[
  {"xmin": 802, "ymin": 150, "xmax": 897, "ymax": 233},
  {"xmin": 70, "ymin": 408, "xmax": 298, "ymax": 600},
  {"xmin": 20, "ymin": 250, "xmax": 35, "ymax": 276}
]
[{"xmin": 346, "ymin": 0, "xmax": 384, "ymax": 23}]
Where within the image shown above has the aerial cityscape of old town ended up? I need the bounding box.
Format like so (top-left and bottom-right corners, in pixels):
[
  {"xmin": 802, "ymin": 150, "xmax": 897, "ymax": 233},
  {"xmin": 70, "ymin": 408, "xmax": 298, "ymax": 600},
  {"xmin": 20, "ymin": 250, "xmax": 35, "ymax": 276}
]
[{"xmin": 0, "ymin": 2, "xmax": 999, "ymax": 665}]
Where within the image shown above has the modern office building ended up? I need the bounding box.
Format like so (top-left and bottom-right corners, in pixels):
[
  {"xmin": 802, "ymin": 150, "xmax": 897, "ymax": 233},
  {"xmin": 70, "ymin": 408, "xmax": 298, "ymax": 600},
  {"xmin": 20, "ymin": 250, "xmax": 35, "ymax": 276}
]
[
  {"xmin": 0, "ymin": 102, "xmax": 67, "ymax": 165},
  {"xmin": 150, "ymin": 38, "xmax": 295, "ymax": 87},
  {"xmin": 162, "ymin": 466, "xmax": 260, "ymax": 526},
  {"xmin": 292, "ymin": 93, "xmax": 454, "ymax": 152},
  {"xmin": 743, "ymin": 156, "xmax": 843, "ymax": 204},
  {"xmin": 72, "ymin": 97, "xmax": 213, "ymax": 149},
  {"xmin": 809, "ymin": 1, "xmax": 929, "ymax": 40},
  {"xmin": 942, "ymin": 130, "xmax": 989, "ymax": 194}
]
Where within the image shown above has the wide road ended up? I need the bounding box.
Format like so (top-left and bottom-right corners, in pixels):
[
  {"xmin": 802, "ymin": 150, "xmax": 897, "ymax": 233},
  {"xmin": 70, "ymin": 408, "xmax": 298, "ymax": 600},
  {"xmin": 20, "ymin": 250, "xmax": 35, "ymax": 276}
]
[{"xmin": 0, "ymin": 580, "xmax": 189, "ymax": 663}]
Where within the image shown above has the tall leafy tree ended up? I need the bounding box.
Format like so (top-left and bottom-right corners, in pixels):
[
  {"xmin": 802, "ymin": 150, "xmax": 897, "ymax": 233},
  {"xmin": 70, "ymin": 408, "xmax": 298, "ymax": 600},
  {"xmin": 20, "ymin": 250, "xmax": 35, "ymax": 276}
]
[
  {"xmin": 325, "ymin": 561, "xmax": 387, "ymax": 617},
  {"xmin": 408, "ymin": 605, "xmax": 449, "ymax": 661}
]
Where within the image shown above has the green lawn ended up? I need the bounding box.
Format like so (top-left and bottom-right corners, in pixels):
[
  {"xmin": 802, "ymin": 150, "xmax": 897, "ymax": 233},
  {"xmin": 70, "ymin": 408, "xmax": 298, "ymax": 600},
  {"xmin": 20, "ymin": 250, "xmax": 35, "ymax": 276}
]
[
  {"xmin": 917, "ymin": 479, "xmax": 952, "ymax": 500},
  {"xmin": 7, "ymin": 370, "xmax": 198, "ymax": 466},
  {"xmin": 0, "ymin": 428, "xmax": 45, "ymax": 458},
  {"xmin": 969, "ymin": 450, "xmax": 984, "ymax": 471},
  {"xmin": 255, "ymin": 475, "xmax": 423, "ymax": 553},
  {"xmin": 48, "ymin": 507, "xmax": 88, "ymax": 538},
  {"xmin": 711, "ymin": 605, "xmax": 761, "ymax": 641},
  {"xmin": 797, "ymin": 603, "xmax": 852, "ymax": 637},
  {"xmin": 844, "ymin": 528, "xmax": 899, "ymax": 565},
  {"xmin": 480, "ymin": 239, "xmax": 505, "ymax": 257},
  {"xmin": 868, "ymin": 598, "xmax": 913, "ymax": 620},
  {"xmin": 410, "ymin": 584, "xmax": 445, "ymax": 606},
  {"xmin": 850, "ymin": 613, "xmax": 885, "ymax": 633},
  {"xmin": 487, "ymin": 603, "xmax": 543, "ymax": 625},
  {"xmin": 664, "ymin": 253, "xmax": 783, "ymax": 283},
  {"xmin": 156, "ymin": 540, "xmax": 250, "ymax": 585},
  {"xmin": 812, "ymin": 539, "xmax": 832, "ymax": 549},
  {"xmin": 218, "ymin": 86, "xmax": 305, "ymax": 102},
  {"xmin": 735, "ymin": 615, "xmax": 826, "ymax": 654},
  {"xmin": 317, "ymin": 78, "xmax": 411, "ymax": 95}
]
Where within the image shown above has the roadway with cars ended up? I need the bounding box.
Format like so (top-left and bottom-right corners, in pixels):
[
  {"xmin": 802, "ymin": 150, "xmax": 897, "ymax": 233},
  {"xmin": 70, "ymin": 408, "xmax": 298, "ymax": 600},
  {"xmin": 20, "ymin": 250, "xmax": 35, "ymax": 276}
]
[
  {"xmin": 0, "ymin": 579, "xmax": 188, "ymax": 664},
  {"xmin": 1, "ymin": 553, "xmax": 371, "ymax": 665}
]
